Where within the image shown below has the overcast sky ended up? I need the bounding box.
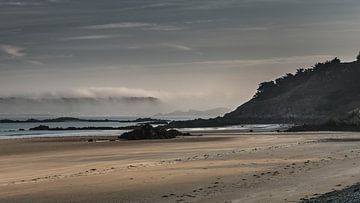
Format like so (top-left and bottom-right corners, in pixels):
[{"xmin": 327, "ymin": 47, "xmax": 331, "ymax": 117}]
[{"xmin": 1, "ymin": 0, "xmax": 360, "ymax": 111}]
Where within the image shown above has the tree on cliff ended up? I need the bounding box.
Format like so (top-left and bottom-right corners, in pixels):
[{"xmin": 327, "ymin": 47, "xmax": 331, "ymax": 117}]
[{"xmin": 254, "ymin": 81, "xmax": 276, "ymax": 99}]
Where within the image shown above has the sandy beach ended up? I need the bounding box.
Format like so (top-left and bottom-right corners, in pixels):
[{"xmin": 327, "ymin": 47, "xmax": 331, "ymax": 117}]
[{"xmin": 1, "ymin": 132, "xmax": 360, "ymax": 203}]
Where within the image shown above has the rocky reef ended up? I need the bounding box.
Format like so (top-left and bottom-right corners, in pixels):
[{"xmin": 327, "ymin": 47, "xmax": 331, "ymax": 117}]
[{"xmin": 119, "ymin": 124, "xmax": 189, "ymax": 140}]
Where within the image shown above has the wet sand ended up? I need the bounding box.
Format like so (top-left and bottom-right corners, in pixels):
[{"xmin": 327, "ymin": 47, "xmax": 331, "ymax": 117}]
[{"xmin": 1, "ymin": 132, "xmax": 360, "ymax": 203}]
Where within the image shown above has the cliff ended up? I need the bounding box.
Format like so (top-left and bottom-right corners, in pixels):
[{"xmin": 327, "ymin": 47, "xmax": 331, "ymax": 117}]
[{"xmin": 168, "ymin": 54, "xmax": 360, "ymax": 127}]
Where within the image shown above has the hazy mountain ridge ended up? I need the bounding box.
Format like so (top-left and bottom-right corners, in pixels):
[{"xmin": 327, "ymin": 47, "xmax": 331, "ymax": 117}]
[
  {"xmin": 168, "ymin": 54, "xmax": 360, "ymax": 127},
  {"xmin": 154, "ymin": 107, "xmax": 230, "ymax": 118}
]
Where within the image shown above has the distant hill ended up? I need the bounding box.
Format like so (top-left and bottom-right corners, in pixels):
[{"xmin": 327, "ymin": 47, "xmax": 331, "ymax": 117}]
[
  {"xmin": 154, "ymin": 108, "xmax": 230, "ymax": 118},
  {"xmin": 168, "ymin": 53, "xmax": 360, "ymax": 127},
  {"xmin": 0, "ymin": 117, "xmax": 168, "ymax": 124}
]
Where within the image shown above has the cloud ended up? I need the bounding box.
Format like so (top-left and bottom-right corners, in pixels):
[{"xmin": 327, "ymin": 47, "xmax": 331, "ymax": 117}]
[
  {"xmin": 166, "ymin": 55, "xmax": 335, "ymax": 68},
  {"xmin": 118, "ymin": 2, "xmax": 181, "ymax": 10},
  {"xmin": 237, "ymin": 27, "xmax": 269, "ymax": 31},
  {"xmin": 222, "ymin": 26, "xmax": 270, "ymax": 32},
  {"xmin": 0, "ymin": 0, "xmax": 63, "ymax": 7},
  {"xmin": 28, "ymin": 60, "xmax": 44, "ymax": 65},
  {"xmin": 184, "ymin": 1, "xmax": 243, "ymax": 10},
  {"xmin": 61, "ymin": 35, "xmax": 114, "ymax": 41},
  {"xmin": 82, "ymin": 22, "xmax": 183, "ymax": 31},
  {"xmin": 128, "ymin": 43, "xmax": 193, "ymax": 51},
  {"xmin": 0, "ymin": 88, "xmax": 162, "ymax": 116},
  {"xmin": 184, "ymin": 19, "xmax": 217, "ymax": 24},
  {"xmin": 66, "ymin": 87, "xmax": 160, "ymax": 99},
  {"xmin": 0, "ymin": 86, "xmax": 212, "ymax": 104},
  {"xmin": 143, "ymin": 25, "xmax": 183, "ymax": 31},
  {"xmin": 0, "ymin": 44, "xmax": 26, "ymax": 57},
  {"xmin": 82, "ymin": 22, "xmax": 153, "ymax": 30},
  {"xmin": 184, "ymin": 0, "xmax": 303, "ymax": 10},
  {"xmin": 0, "ymin": 2, "xmax": 41, "ymax": 6},
  {"xmin": 47, "ymin": 0, "xmax": 63, "ymax": 3},
  {"xmin": 162, "ymin": 44, "xmax": 192, "ymax": 51},
  {"xmin": 1, "ymin": 87, "xmax": 159, "ymax": 100}
]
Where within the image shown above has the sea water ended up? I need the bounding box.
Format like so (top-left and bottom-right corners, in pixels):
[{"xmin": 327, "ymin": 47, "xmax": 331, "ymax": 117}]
[
  {"xmin": 0, "ymin": 116, "xmax": 141, "ymax": 139},
  {"xmin": 0, "ymin": 115, "xmax": 290, "ymax": 139},
  {"xmin": 178, "ymin": 124, "xmax": 292, "ymax": 133}
]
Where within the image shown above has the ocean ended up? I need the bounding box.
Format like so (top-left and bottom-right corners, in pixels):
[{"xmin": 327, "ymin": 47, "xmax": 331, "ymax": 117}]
[{"xmin": 0, "ymin": 115, "xmax": 290, "ymax": 139}]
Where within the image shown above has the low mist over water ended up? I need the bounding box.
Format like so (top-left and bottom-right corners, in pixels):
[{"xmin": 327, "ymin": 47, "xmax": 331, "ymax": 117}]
[{"xmin": 0, "ymin": 96, "xmax": 162, "ymax": 116}]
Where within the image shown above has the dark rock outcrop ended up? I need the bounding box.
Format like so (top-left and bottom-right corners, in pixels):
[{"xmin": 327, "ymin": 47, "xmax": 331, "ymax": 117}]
[
  {"xmin": 301, "ymin": 182, "xmax": 360, "ymax": 203},
  {"xmin": 30, "ymin": 125, "xmax": 51, "ymax": 130},
  {"xmin": 119, "ymin": 124, "xmax": 187, "ymax": 140}
]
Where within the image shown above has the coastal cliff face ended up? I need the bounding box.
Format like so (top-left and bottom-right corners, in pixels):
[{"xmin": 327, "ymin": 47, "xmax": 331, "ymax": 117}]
[
  {"xmin": 169, "ymin": 56, "xmax": 360, "ymax": 127},
  {"xmin": 224, "ymin": 59, "xmax": 360, "ymax": 124}
]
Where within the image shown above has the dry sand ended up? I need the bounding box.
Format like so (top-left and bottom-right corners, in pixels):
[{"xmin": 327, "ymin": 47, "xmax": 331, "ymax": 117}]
[{"xmin": 1, "ymin": 132, "xmax": 360, "ymax": 203}]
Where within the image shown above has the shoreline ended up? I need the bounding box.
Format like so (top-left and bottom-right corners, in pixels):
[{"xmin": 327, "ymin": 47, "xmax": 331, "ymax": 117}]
[
  {"xmin": 0, "ymin": 123, "xmax": 292, "ymax": 140},
  {"xmin": 0, "ymin": 129, "xmax": 352, "ymax": 141}
]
